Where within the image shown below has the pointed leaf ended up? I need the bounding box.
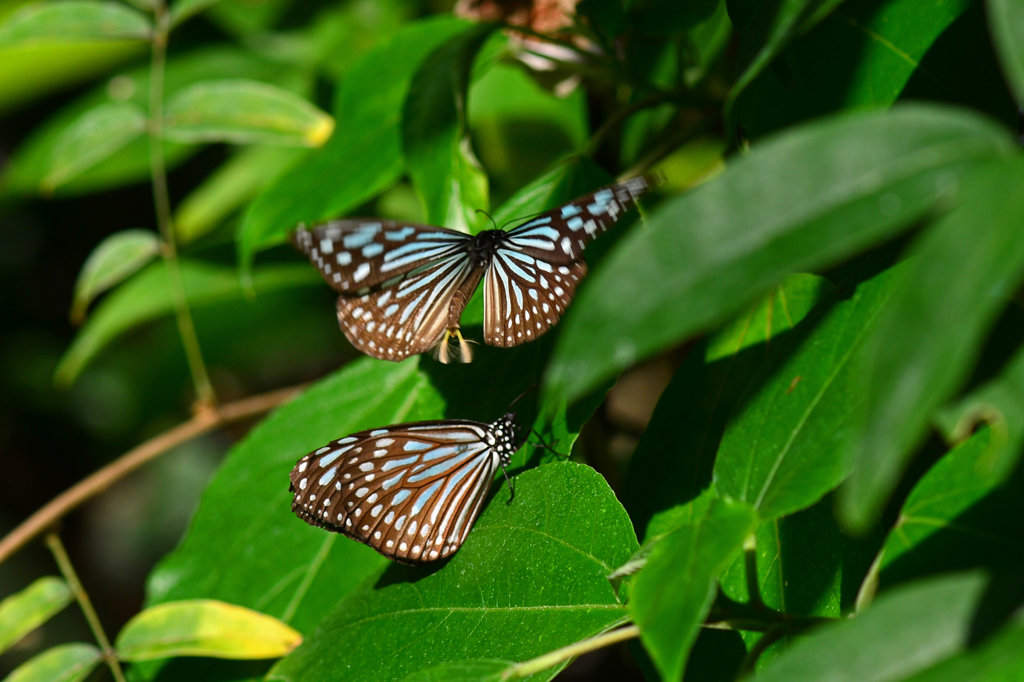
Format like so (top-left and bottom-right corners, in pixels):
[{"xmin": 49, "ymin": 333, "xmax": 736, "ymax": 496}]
[
  {"xmin": 903, "ymin": 620, "xmax": 1024, "ymax": 682},
  {"xmin": 0, "ymin": 1, "xmax": 151, "ymax": 45},
  {"xmin": 547, "ymin": 104, "xmax": 1015, "ymax": 403},
  {"xmin": 270, "ymin": 463, "xmax": 637, "ymax": 682},
  {"xmin": 842, "ymin": 157, "xmax": 1024, "ymax": 531},
  {"xmin": 989, "ymin": 0, "xmax": 1024, "ymax": 103},
  {"xmin": 42, "ymin": 102, "xmax": 147, "ymax": 192},
  {"xmin": 238, "ymin": 17, "xmax": 469, "ymax": 273},
  {"xmin": 403, "ymin": 24, "xmax": 495, "ymax": 231},
  {"xmin": 755, "ymin": 571, "xmax": 988, "ymax": 682},
  {"xmin": 2, "ymin": 643, "xmax": 102, "ymax": 682},
  {"xmin": 116, "ymin": 600, "xmax": 301, "ymax": 661},
  {"xmin": 71, "ymin": 229, "xmax": 161, "ymax": 323},
  {"xmin": 713, "ymin": 262, "xmax": 903, "ymax": 520},
  {"xmin": 630, "ymin": 498, "xmax": 757, "ymax": 682},
  {"xmin": 162, "ymin": 80, "xmax": 334, "ymax": 147},
  {"xmin": 0, "ymin": 578, "xmax": 73, "ymax": 655},
  {"xmin": 55, "ymin": 261, "xmax": 320, "ymax": 387}
]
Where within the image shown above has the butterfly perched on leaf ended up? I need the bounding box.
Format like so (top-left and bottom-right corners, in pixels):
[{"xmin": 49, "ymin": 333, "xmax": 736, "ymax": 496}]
[
  {"xmin": 292, "ymin": 175, "xmax": 659, "ymax": 363},
  {"xmin": 289, "ymin": 410, "xmax": 524, "ymax": 563}
]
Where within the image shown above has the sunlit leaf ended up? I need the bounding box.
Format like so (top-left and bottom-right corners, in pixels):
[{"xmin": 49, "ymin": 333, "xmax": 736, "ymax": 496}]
[
  {"xmin": 41, "ymin": 102, "xmax": 147, "ymax": 192},
  {"xmin": 842, "ymin": 157, "xmax": 1024, "ymax": 531},
  {"xmin": 902, "ymin": 620, "xmax": 1024, "ymax": 682},
  {"xmin": 989, "ymin": 0, "xmax": 1024, "ymax": 102},
  {"xmin": 269, "ymin": 463, "xmax": 637, "ymax": 682},
  {"xmin": 116, "ymin": 600, "xmax": 302, "ymax": 661},
  {"xmin": 630, "ymin": 498, "xmax": 757, "ymax": 682},
  {"xmin": 162, "ymin": 80, "xmax": 334, "ymax": 147},
  {"xmin": 54, "ymin": 261, "xmax": 320, "ymax": 387},
  {"xmin": 0, "ymin": 578, "xmax": 73, "ymax": 655},
  {"xmin": 0, "ymin": 1, "xmax": 151, "ymax": 45},
  {"xmin": 71, "ymin": 229, "xmax": 161, "ymax": 323},
  {"xmin": 2, "ymin": 643, "xmax": 102, "ymax": 682},
  {"xmin": 546, "ymin": 104, "xmax": 1015, "ymax": 404}
]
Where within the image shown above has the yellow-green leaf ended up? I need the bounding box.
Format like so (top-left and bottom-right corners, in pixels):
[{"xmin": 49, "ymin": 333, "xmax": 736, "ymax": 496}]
[
  {"xmin": 3, "ymin": 643, "xmax": 102, "ymax": 682},
  {"xmin": 42, "ymin": 102, "xmax": 147, "ymax": 192},
  {"xmin": 71, "ymin": 229, "xmax": 161, "ymax": 323},
  {"xmin": 0, "ymin": 578, "xmax": 73, "ymax": 655},
  {"xmin": 162, "ymin": 79, "xmax": 334, "ymax": 147},
  {"xmin": 115, "ymin": 599, "xmax": 302, "ymax": 661},
  {"xmin": 0, "ymin": 1, "xmax": 151, "ymax": 45}
]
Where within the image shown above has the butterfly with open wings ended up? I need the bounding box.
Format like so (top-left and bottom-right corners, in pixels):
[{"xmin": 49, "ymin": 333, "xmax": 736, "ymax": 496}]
[
  {"xmin": 289, "ymin": 410, "xmax": 522, "ymax": 563},
  {"xmin": 292, "ymin": 175, "xmax": 658, "ymax": 363}
]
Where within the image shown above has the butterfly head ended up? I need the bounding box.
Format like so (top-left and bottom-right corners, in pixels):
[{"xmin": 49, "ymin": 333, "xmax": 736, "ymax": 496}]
[
  {"xmin": 469, "ymin": 229, "xmax": 507, "ymax": 268},
  {"xmin": 488, "ymin": 411, "xmax": 520, "ymax": 465}
]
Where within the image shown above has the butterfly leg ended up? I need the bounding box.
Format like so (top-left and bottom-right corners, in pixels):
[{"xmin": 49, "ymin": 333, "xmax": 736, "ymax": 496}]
[
  {"xmin": 500, "ymin": 464, "xmax": 515, "ymax": 505},
  {"xmin": 436, "ymin": 328, "xmax": 474, "ymax": 364}
]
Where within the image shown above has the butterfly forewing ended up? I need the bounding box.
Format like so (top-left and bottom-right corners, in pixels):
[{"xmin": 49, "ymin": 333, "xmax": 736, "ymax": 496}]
[
  {"xmin": 483, "ymin": 255, "xmax": 587, "ymax": 347},
  {"xmin": 335, "ymin": 252, "xmax": 477, "ymax": 360},
  {"xmin": 502, "ymin": 174, "xmax": 657, "ymax": 264},
  {"xmin": 289, "ymin": 420, "xmax": 511, "ymax": 563},
  {"xmin": 292, "ymin": 219, "xmax": 472, "ymax": 292}
]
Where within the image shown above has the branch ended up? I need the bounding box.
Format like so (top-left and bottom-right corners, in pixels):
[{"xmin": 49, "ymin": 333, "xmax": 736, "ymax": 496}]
[{"xmin": 0, "ymin": 384, "xmax": 304, "ymax": 566}]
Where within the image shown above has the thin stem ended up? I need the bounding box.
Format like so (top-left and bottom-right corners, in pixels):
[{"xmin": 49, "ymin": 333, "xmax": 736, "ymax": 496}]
[
  {"xmin": 855, "ymin": 546, "xmax": 886, "ymax": 613},
  {"xmin": 504, "ymin": 625, "xmax": 639, "ymax": 679},
  {"xmin": 743, "ymin": 533, "xmax": 763, "ymax": 608},
  {"xmin": 0, "ymin": 384, "xmax": 304, "ymax": 566},
  {"xmin": 46, "ymin": 534, "xmax": 127, "ymax": 682},
  {"xmin": 148, "ymin": 2, "xmax": 215, "ymax": 409}
]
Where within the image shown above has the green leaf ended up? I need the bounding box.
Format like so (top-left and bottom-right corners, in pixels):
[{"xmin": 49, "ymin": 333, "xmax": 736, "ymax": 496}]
[
  {"xmin": 162, "ymin": 79, "xmax": 334, "ymax": 147},
  {"xmin": 2, "ymin": 46, "xmax": 291, "ymax": 197},
  {"xmin": 622, "ymin": 274, "xmax": 828, "ymax": 537},
  {"xmin": 878, "ymin": 426, "xmax": 1024, "ymax": 586},
  {"xmin": 755, "ymin": 571, "xmax": 988, "ymax": 681},
  {"xmin": 169, "ymin": 0, "xmax": 220, "ymax": 27},
  {"xmin": 902, "ymin": 620, "xmax": 1024, "ymax": 682},
  {"xmin": 713, "ymin": 262, "xmax": 903, "ymax": 520},
  {"xmin": 54, "ymin": 261, "xmax": 320, "ymax": 387},
  {"xmin": 0, "ymin": 1, "xmax": 151, "ymax": 45},
  {"xmin": 2, "ymin": 643, "xmax": 102, "ymax": 682},
  {"xmin": 403, "ymin": 24, "xmax": 495, "ymax": 231},
  {"xmin": 726, "ymin": 0, "xmax": 845, "ymax": 107},
  {"xmin": 175, "ymin": 146, "xmax": 303, "ymax": 245},
  {"xmin": 842, "ymin": 157, "xmax": 1024, "ymax": 531},
  {"xmin": 0, "ymin": 578, "xmax": 73, "ymax": 655},
  {"xmin": 41, "ymin": 102, "xmax": 147, "ymax": 192},
  {"xmin": 546, "ymin": 104, "xmax": 1015, "ymax": 403},
  {"xmin": 989, "ymin": 0, "xmax": 1024, "ymax": 103},
  {"xmin": 269, "ymin": 462, "xmax": 637, "ymax": 682},
  {"xmin": 115, "ymin": 600, "xmax": 302, "ymax": 661},
  {"xmin": 397, "ymin": 659, "xmax": 511, "ymax": 682},
  {"xmin": 736, "ymin": 0, "xmax": 974, "ymax": 140},
  {"xmin": 630, "ymin": 498, "xmax": 757, "ymax": 682},
  {"xmin": 238, "ymin": 16, "xmax": 469, "ymax": 273},
  {"xmin": 71, "ymin": 229, "xmax": 161, "ymax": 324}
]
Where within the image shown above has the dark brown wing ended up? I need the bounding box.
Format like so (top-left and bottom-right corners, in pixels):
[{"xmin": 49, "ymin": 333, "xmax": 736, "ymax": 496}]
[{"xmin": 482, "ymin": 256, "xmax": 586, "ymax": 348}]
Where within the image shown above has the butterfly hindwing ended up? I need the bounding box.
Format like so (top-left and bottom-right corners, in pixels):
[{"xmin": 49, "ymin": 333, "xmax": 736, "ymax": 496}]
[
  {"xmin": 292, "ymin": 219, "xmax": 472, "ymax": 292},
  {"xmin": 483, "ymin": 256, "xmax": 587, "ymax": 348},
  {"xmin": 289, "ymin": 420, "xmax": 506, "ymax": 563}
]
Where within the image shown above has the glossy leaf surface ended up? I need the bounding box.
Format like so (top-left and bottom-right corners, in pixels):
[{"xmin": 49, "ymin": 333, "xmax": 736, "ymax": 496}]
[
  {"xmin": 0, "ymin": 578, "xmax": 73, "ymax": 655},
  {"xmin": 3, "ymin": 643, "xmax": 102, "ymax": 682},
  {"xmin": 70, "ymin": 229, "xmax": 161, "ymax": 323}
]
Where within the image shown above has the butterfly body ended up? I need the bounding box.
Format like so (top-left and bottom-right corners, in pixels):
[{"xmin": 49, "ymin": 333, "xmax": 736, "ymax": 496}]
[
  {"xmin": 289, "ymin": 412, "xmax": 520, "ymax": 563},
  {"xmin": 292, "ymin": 175, "xmax": 657, "ymax": 362}
]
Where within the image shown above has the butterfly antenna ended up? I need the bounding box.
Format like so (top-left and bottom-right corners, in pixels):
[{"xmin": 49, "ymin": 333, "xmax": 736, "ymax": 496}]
[
  {"xmin": 508, "ymin": 383, "xmax": 541, "ymax": 410},
  {"xmin": 501, "ymin": 464, "xmax": 515, "ymax": 505},
  {"xmin": 476, "ymin": 209, "xmax": 499, "ymax": 231},
  {"xmin": 498, "ymin": 210, "xmax": 546, "ymax": 231},
  {"xmin": 531, "ymin": 429, "xmax": 563, "ymax": 457}
]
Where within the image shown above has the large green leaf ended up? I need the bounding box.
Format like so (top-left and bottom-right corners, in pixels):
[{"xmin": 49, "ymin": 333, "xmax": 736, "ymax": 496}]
[
  {"xmin": 402, "ymin": 25, "xmax": 495, "ymax": 231},
  {"xmin": 41, "ymin": 101, "xmax": 147, "ymax": 192},
  {"xmin": 0, "ymin": 578, "xmax": 73, "ymax": 655},
  {"xmin": 546, "ymin": 104, "xmax": 1015, "ymax": 403},
  {"xmin": 2, "ymin": 643, "xmax": 102, "ymax": 682},
  {"xmin": 755, "ymin": 571, "xmax": 988, "ymax": 681},
  {"xmin": 622, "ymin": 275, "xmax": 829, "ymax": 538},
  {"xmin": 269, "ymin": 462, "xmax": 637, "ymax": 682},
  {"xmin": 713, "ymin": 261, "xmax": 903, "ymax": 520},
  {"xmin": 878, "ymin": 426, "xmax": 1024, "ymax": 587},
  {"xmin": 54, "ymin": 261, "xmax": 320, "ymax": 387},
  {"xmin": 841, "ymin": 157, "xmax": 1024, "ymax": 531},
  {"xmin": 70, "ymin": 229, "xmax": 161, "ymax": 324},
  {"xmin": 0, "ymin": 1, "xmax": 151, "ymax": 45},
  {"xmin": 237, "ymin": 17, "xmax": 469, "ymax": 273},
  {"xmin": 162, "ymin": 80, "xmax": 334, "ymax": 147},
  {"xmin": 630, "ymin": 498, "xmax": 757, "ymax": 682},
  {"xmin": 902, "ymin": 620, "xmax": 1024, "ymax": 682},
  {"xmin": 989, "ymin": 0, "xmax": 1024, "ymax": 102},
  {"xmin": 2, "ymin": 46, "xmax": 290, "ymax": 196}
]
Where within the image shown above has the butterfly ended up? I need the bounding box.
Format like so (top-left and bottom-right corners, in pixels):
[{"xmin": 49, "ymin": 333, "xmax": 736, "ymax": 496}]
[
  {"xmin": 289, "ymin": 411, "xmax": 523, "ymax": 563},
  {"xmin": 291, "ymin": 175, "xmax": 658, "ymax": 363}
]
